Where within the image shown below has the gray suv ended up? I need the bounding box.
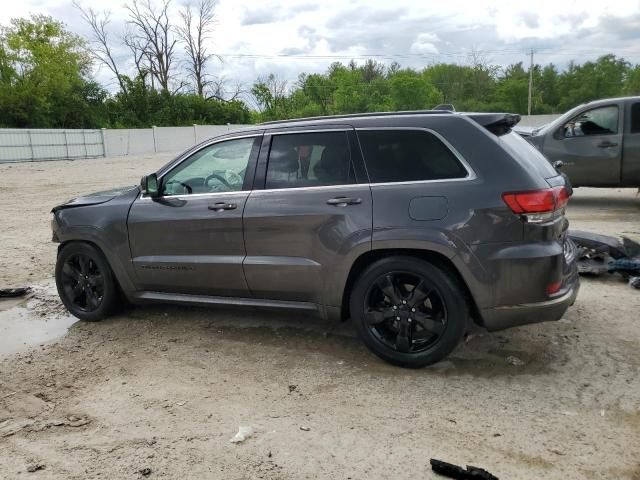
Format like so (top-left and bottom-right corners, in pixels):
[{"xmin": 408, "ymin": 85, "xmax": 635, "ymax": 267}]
[{"xmin": 51, "ymin": 111, "xmax": 579, "ymax": 367}]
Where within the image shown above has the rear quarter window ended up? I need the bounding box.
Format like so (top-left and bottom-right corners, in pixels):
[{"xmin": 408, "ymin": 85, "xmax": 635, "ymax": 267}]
[
  {"xmin": 357, "ymin": 129, "xmax": 468, "ymax": 183},
  {"xmin": 499, "ymin": 131, "xmax": 557, "ymax": 179}
]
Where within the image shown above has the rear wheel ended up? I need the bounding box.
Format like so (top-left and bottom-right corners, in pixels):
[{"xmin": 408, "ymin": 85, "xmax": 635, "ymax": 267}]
[
  {"xmin": 350, "ymin": 256, "xmax": 468, "ymax": 368},
  {"xmin": 55, "ymin": 242, "xmax": 119, "ymax": 321}
]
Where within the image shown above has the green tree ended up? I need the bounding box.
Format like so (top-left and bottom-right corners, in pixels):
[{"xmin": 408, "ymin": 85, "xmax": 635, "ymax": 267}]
[
  {"xmin": 0, "ymin": 15, "xmax": 105, "ymax": 127},
  {"xmin": 557, "ymin": 55, "xmax": 629, "ymax": 110},
  {"xmin": 623, "ymin": 65, "xmax": 640, "ymax": 95},
  {"xmin": 493, "ymin": 62, "xmax": 529, "ymax": 113},
  {"xmin": 389, "ymin": 69, "xmax": 441, "ymax": 110}
]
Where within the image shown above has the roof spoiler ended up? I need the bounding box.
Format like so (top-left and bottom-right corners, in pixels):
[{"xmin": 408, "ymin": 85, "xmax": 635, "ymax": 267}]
[
  {"xmin": 466, "ymin": 113, "xmax": 521, "ymax": 136},
  {"xmin": 433, "ymin": 103, "xmax": 456, "ymax": 112}
]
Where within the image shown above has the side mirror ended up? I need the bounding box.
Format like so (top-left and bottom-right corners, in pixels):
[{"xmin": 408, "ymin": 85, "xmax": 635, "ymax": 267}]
[
  {"xmin": 553, "ymin": 160, "xmax": 564, "ymax": 170},
  {"xmin": 141, "ymin": 173, "xmax": 160, "ymax": 198}
]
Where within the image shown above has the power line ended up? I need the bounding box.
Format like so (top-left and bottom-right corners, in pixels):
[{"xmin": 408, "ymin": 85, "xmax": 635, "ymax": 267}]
[{"xmin": 211, "ymin": 47, "xmax": 640, "ymax": 61}]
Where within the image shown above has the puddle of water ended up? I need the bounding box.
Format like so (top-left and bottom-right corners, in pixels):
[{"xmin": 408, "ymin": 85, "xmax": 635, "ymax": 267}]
[{"xmin": 0, "ymin": 282, "xmax": 77, "ymax": 356}]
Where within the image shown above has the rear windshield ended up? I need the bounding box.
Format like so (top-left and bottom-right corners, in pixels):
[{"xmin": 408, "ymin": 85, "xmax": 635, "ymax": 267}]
[{"xmin": 498, "ymin": 131, "xmax": 557, "ymax": 179}]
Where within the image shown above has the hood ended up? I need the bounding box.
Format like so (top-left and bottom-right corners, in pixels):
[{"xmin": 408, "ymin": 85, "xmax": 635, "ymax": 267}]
[{"xmin": 52, "ymin": 185, "xmax": 138, "ymax": 213}]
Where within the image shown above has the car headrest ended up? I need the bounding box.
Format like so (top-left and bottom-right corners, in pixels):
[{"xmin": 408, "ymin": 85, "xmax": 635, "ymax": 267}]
[{"xmin": 314, "ymin": 145, "xmax": 348, "ymax": 180}]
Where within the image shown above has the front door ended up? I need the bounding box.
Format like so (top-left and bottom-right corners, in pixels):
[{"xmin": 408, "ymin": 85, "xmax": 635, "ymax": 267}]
[
  {"xmin": 127, "ymin": 135, "xmax": 262, "ymax": 296},
  {"xmin": 242, "ymin": 128, "xmax": 372, "ymax": 306},
  {"xmin": 544, "ymin": 104, "xmax": 623, "ymax": 186}
]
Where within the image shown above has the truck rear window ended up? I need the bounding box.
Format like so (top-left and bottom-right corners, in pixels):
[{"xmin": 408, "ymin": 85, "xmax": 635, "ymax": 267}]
[{"xmin": 499, "ymin": 131, "xmax": 557, "ymax": 179}]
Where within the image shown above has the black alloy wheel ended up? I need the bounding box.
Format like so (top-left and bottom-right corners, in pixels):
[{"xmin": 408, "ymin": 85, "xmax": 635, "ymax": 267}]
[
  {"xmin": 60, "ymin": 253, "xmax": 105, "ymax": 312},
  {"xmin": 364, "ymin": 271, "xmax": 447, "ymax": 354},
  {"xmin": 55, "ymin": 242, "xmax": 119, "ymax": 321},
  {"xmin": 350, "ymin": 257, "xmax": 468, "ymax": 368}
]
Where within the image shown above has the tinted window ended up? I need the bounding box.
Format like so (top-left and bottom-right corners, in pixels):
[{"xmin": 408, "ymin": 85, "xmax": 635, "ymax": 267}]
[
  {"xmin": 562, "ymin": 105, "xmax": 619, "ymax": 137},
  {"xmin": 631, "ymin": 103, "xmax": 640, "ymax": 134},
  {"xmin": 265, "ymin": 131, "xmax": 354, "ymax": 189},
  {"xmin": 499, "ymin": 131, "xmax": 557, "ymax": 179},
  {"xmin": 161, "ymin": 137, "xmax": 257, "ymax": 196},
  {"xmin": 357, "ymin": 129, "xmax": 467, "ymax": 183}
]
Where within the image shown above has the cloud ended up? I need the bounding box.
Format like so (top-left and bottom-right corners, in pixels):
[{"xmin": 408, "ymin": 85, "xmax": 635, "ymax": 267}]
[
  {"xmin": 410, "ymin": 33, "xmax": 440, "ymax": 54},
  {"xmin": 240, "ymin": 2, "xmax": 318, "ymax": 26},
  {"xmin": 4, "ymin": 0, "xmax": 640, "ymax": 97},
  {"xmin": 520, "ymin": 11, "xmax": 539, "ymax": 29},
  {"xmin": 240, "ymin": 7, "xmax": 281, "ymax": 26}
]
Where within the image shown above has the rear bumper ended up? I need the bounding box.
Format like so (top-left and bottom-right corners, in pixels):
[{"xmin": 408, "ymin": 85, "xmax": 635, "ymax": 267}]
[
  {"xmin": 480, "ymin": 280, "xmax": 579, "ymax": 331},
  {"xmin": 474, "ymin": 235, "xmax": 580, "ymax": 332}
]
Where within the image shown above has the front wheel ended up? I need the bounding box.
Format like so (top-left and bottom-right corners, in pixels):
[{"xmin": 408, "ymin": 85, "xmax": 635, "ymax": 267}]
[
  {"xmin": 55, "ymin": 242, "xmax": 119, "ymax": 321},
  {"xmin": 350, "ymin": 257, "xmax": 468, "ymax": 368}
]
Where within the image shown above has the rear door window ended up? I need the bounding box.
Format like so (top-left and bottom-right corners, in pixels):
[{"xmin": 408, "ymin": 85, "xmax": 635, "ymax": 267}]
[
  {"xmin": 357, "ymin": 129, "xmax": 468, "ymax": 183},
  {"xmin": 265, "ymin": 131, "xmax": 355, "ymax": 189}
]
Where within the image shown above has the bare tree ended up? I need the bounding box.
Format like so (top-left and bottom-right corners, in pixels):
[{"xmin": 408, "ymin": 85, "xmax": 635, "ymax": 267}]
[
  {"xmin": 123, "ymin": 26, "xmax": 152, "ymax": 85},
  {"xmin": 209, "ymin": 76, "xmax": 245, "ymax": 102},
  {"xmin": 176, "ymin": 0, "xmax": 219, "ymax": 97},
  {"xmin": 125, "ymin": 0, "xmax": 179, "ymax": 92},
  {"xmin": 74, "ymin": 1, "xmax": 128, "ymax": 94}
]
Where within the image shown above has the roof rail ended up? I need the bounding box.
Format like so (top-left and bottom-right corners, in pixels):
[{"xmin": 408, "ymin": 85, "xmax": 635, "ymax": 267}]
[{"xmin": 258, "ymin": 110, "xmax": 452, "ymax": 125}]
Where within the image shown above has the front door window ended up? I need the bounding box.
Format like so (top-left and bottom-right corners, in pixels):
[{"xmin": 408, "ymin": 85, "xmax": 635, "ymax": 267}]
[
  {"xmin": 161, "ymin": 137, "xmax": 258, "ymax": 196},
  {"xmin": 562, "ymin": 106, "xmax": 619, "ymax": 138}
]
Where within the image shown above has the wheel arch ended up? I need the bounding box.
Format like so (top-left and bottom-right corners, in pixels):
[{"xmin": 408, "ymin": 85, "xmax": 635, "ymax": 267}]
[
  {"xmin": 340, "ymin": 248, "xmax": 482, "ymax": 326},
  {"xmin": 56, "ymin": 232, "xmax": 136, "ymax": 301}
]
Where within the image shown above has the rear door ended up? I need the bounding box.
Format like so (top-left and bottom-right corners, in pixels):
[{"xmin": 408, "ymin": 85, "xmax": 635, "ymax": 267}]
[
  {"xmin": 542, "ymin": 103, "xmax": 623, "ymax": 186},
  {"xmin": 622, "ymin": 100, "xmax": 640, "ymax": 186},
  {"xmin": 127, "ymin": 134, "xmax": 262, "ymax": 296},
  {"xmin": 242, "ymin": 127, "xmax": 372, "ymax": 306}
]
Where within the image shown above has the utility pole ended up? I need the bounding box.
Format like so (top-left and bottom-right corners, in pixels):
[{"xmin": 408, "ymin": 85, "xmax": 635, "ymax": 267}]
[{"xmin": 528, "ymin": 48, "xmax": 534, "ymax": 116}]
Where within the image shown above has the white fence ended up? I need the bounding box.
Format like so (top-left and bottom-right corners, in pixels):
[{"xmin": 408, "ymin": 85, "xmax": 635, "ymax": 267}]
[
  {"xmin": 103, "ymin": 124, "xmax": 251, "ymax": 157},
  {"xmin": 0, "ymin": 124, "xmax": 250, "ymax": 163},
  {"xmin": 0, "ymin": 129, "xmax": 105, "ymax": 163},
  {"xmin": 0, "ymin": 116, "xmax": 562, "ymax": 163}
]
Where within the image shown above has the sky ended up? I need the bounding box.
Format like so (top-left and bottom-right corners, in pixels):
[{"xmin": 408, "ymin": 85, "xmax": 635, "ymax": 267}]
[{"xmin": 2, "ymin": 0, "xmax": 640, "ymax": 98}]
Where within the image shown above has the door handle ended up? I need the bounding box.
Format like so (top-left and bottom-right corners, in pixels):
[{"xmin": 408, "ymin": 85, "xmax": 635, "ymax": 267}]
[
  {"xmin": 208, "ymin": 202, "xmax": 237, "ymax": 211},
  {"xmin": 597, "ymin": 141, "xmax": 618, "ymax": 148},
  {"xmin": 326, "ymin": 197, "xmax": 362, "ymax": 206}
]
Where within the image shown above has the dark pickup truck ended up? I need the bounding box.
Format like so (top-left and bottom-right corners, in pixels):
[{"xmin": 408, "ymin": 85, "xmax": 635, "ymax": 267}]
[{"xmin": 520, "ymin": 96, "xmax": 640, "ymax": 187}]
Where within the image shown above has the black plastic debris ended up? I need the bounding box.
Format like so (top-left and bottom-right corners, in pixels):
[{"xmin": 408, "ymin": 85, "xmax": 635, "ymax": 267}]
[
  {"xmin": 569, "ymin": 231, "xmax": 640, "ymax": 284},
  {"xmin": 569, "ymin": 230, "xmax": 633, "ymax": 260},
  {"xmin": 0, "ymin": 287, "xmax": 31, "ymax": 298},
  {"xmin": 608, "ymin": 258, "xmax": 640, "ymax": 275},
  {"xmin": 26, "ymin": 464, "xmax": 45, "ymax": 473},
  {"xmin": 430, "ymin": 459, "xmax": 499, "ymax": 480}
]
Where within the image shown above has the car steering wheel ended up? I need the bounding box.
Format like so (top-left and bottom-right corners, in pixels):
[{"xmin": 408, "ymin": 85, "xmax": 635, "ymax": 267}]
[
  {"xmin": 204, "ymin": 172, "xmax": 231, "ymax": 189},
  {"xmin": 204, "ymin": 171, "xmax": 243, "ymax": 191},
  {"xmin": 164, "ymin": 179, "xmax": 193, "ymax": 195}
]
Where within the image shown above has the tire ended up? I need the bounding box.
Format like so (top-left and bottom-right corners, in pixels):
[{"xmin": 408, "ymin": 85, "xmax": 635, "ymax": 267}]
[
  {"xmin": 55, "ymin": 242, "xmax": 119, "ymax": 321},
  {"xmin": 349, "ymin": 256, "xmax": 468, "ymax": 368}
]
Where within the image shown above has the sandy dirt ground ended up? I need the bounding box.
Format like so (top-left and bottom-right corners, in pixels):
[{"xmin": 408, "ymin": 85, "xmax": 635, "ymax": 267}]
[{"xmin": 0, "ymin": 154, "xmax": 639, "ymax": 479}]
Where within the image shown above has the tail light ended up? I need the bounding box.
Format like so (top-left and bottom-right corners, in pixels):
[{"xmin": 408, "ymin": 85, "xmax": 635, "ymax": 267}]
[
  {"xmin": 546, "ymin": 280, "xmax": 562, "ymax": 295},
  {"xmin": 502, "ymin": 186, "xmax": 569, "ymax": 223}
]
